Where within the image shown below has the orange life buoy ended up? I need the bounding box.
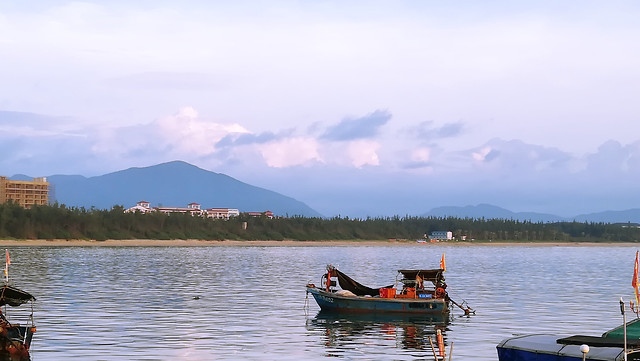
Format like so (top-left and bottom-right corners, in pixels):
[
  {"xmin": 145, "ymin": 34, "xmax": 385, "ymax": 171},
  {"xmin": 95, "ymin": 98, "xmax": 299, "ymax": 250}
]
[{"xmin": 435, "ymin": 287, "xmax": 446, "ymax": 299}]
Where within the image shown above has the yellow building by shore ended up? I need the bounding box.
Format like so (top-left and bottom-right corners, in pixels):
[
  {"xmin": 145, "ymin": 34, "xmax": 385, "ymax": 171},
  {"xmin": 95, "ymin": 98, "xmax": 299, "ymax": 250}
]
[{"xmin": 0, "ymin": 176, "xmax": 49, "ymax": 208}]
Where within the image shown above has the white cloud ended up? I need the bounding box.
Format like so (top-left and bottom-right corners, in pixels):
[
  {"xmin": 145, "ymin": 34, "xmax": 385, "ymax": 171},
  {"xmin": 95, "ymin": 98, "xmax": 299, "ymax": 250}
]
[
  {"xmin": 411, "ymin": 147, "xmax": 431, "ymax": 163},
  {"xmin": 585, "ymin": 140, "xmax": 640, "ymax": 175},
  {"xmin": 258, "ymin": 137, "xmax": 322, "ymax": 168},
  {"xmin": 347, "ymin": 140, "xmax": 380, "ymax": 168},
  {"xmin": 472, "ymin": 146, "xmax": 492, "ymax": 162},
  {"xmin": 155, "ymin": 107, "xmax": 249, "ymax": 156},
  {"xmin": 89, "ymin": 107, "xmax": 250, "ymax": 165}
]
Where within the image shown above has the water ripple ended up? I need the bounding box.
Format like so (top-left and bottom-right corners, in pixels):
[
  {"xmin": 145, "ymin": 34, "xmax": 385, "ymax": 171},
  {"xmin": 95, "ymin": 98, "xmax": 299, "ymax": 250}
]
[{"xmin": 4, "ymin": 245, "xmax": 637, "ymax": 360}]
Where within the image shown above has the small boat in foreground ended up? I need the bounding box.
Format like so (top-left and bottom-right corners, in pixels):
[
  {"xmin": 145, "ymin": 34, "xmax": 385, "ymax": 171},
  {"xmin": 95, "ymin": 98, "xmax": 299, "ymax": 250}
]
[
  {"xmin": 497, "ymin": 318, "xmax": 640, "ymax": 361},
  {"xmin": 498, "ymin": 252, "xmax": 640, "ymax": 361},
  {"xmin": 306, "ymin": 264, "xmax": 473, "ymax": 315},
  {"xmin": 0, "ymin": 285, "xmax": 36, "ymax": 361},
  {"xmin": 0, "ymin": 250, "xmax": 36, "ymax": 361}
]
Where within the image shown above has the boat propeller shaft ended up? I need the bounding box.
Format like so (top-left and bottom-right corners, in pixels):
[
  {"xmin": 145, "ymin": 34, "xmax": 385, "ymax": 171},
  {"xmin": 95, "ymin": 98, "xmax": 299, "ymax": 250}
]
[{"xmin": 450, "ymin": 297, "xmax": 475, "ymax": 315}]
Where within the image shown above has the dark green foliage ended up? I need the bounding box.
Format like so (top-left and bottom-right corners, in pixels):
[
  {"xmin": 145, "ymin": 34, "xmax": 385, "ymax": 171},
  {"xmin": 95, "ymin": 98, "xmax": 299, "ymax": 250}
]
[{"xmin": 0, "ymin": 203, "xmax": 639, "ymax": 242}]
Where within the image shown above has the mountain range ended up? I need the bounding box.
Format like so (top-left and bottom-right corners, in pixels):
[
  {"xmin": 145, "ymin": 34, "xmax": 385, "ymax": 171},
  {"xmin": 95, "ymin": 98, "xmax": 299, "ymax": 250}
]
[
  {"xmin": 9, "ymin": 160, "xmax": 640, "ymax": 223},
  {"xmin": 423, "ymin": 204, "xmax": 640, "ymax": 224},
  {"xmin": 13, "ymin": 161, "xmax": 322, "ymax": 217}
]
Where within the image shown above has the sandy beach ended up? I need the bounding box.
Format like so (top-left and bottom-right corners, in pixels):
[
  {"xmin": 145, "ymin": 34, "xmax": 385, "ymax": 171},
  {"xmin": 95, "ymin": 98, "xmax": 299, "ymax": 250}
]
[{"xmin": 0, "ymin": 239, "xmax": 636, "ymax": 247}]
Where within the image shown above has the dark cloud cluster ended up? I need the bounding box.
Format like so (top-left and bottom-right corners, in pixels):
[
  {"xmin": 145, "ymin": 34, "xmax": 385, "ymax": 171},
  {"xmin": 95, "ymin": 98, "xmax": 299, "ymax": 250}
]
[
  {"xmin": 321, "ymin": 110, "xmax": 391, "ymax": 141},
  {"xmin": 470, "ymin": 139, "xmax": 573, "ymax": 170},
  {"xmin": 216, "ymin": 131, "xmax": 287, "ymax": 148},
  {"xmin": 410, "ymin": 120, "xmax": 465, "ymax": 140}
]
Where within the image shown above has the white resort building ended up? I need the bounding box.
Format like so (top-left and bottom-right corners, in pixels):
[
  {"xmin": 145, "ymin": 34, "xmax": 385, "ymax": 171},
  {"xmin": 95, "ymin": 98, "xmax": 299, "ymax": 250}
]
[
  {"xmin": 125, "ymin": 201, "xmax": 241, "ymax": 220},
  {"xmin": 207, "ymin": 208, "xmax": 241, "ymax": 219}
]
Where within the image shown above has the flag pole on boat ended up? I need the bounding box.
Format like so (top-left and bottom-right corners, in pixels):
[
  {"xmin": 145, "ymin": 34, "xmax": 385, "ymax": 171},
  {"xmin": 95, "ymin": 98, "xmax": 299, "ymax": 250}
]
[
  {"xmin": 3, "ymin": 249, "xmax": 9, "ymax": 284},
  {"xmin": 620, "ymin": 297, "xmax": 628, "ymax": 361},
  {"xmin": 633, "ymin": 251, "xmax": 640, "ymax": 317}
]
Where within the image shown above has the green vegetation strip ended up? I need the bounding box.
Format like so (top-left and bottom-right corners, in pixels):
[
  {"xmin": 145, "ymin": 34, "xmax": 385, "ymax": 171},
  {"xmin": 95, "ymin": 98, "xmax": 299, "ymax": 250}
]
[{"xmin": 0, "ymin": 202, "xmax": 639, "ymax": 242}]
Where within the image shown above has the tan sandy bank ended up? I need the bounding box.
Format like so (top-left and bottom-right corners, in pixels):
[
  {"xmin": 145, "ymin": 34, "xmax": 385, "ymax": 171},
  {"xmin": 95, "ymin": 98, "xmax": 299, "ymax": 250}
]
[{"xmin": 0, "ymin": 239, "xmax": 637, "ymax": 247}]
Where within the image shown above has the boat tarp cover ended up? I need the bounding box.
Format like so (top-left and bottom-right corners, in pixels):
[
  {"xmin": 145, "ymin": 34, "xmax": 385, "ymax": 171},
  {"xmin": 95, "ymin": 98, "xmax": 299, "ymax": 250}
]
[
  {"xmin": 558, "ymin": 335, "xmax": 640, "ymax": 348},
  {"xmin": 397, "ymin": 269, "xmax": 443, "ymax": 283},
  {"xmin": 496, "ymin": 334, "xmax": 626, "ymax": 361},
  {"xmin": 602, "ymin": 318, "xmax": 640, "ymax": 340},
  {"xmin": 0, "ymin": 285, "xmax": 35, "ymax": 307},
  {"xmin": 335, "ymin": 269, "xmax": 392, "ymax": 297}
]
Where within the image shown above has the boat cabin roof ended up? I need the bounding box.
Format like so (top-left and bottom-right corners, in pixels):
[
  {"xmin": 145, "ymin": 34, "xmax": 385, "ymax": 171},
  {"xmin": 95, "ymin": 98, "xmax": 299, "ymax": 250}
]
[
  {"xmin": 397, "ymin": 269, "xmax": 443, "ymax": 281},
  {"xmin": 0, "ymin": 285, "xmax": 35, "ymax": 307}
]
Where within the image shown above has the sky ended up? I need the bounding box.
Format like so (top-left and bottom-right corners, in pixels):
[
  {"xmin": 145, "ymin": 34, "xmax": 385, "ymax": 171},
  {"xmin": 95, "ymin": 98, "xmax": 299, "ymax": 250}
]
[{"xmin": 1, "ymin": 1, "xmax": 640, "ymax": 218}]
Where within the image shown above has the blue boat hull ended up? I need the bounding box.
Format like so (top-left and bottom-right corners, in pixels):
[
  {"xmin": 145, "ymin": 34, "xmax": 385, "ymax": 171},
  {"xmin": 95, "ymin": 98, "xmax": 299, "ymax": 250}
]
[
  {"xmin": 306, "ymin": 287, "xmax": 449, "ymax": 314},
  {"xmin": 496, "ymin": 334, "xmax": 640, "ymax": 361}
]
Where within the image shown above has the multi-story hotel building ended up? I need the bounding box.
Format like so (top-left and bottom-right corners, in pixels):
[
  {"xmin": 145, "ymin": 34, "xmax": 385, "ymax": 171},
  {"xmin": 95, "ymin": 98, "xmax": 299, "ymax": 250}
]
[{"xmin": 0, "ymin": 176, "xmax": 50, "ymax": 208}]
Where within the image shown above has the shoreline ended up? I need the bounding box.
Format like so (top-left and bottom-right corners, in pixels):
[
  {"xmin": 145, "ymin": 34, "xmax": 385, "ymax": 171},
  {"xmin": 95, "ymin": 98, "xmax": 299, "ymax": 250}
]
[{"xmin": 0, "ymin": 239, "xmax": 637, "ymax": 247}]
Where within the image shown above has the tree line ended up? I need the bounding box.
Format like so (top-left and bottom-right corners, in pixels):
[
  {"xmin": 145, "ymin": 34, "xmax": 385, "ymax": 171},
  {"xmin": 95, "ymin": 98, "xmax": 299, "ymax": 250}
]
[{"xmin": 0, "ymin": 202, "xmax": 639, "ymax": 242}]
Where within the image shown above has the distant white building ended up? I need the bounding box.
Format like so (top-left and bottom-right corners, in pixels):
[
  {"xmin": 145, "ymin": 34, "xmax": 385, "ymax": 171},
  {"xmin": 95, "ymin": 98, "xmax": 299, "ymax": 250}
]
[
  {"xmin": 125, "ymin": 201, "xmax": 239, "ymax": 220},
  {"xmin": 245, "ymin": 211, "xmax": 274, "ymax": 219},
  {"xmin": 154, "ymin": 202, "xmax": 205, "ymax": 216},
  {"xmin": 206, "ymin": 208, "xmax": 240, "ymax": 220},
  {"xmin": 187, "ymin": 203, "xmax": 201, "ymax": 210},
  {"xmin": 124, "ymin": 201, "xmax": 153, "ymax": 213},
  {"xmin": 429, "ymin": 231, "xmax": 453, "ymax": 240}
]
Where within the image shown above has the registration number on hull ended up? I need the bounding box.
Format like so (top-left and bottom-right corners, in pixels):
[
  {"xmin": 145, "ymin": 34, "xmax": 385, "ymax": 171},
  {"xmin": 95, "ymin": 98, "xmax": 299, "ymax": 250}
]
[{"xmin": 317, "ymin": 294, "xmax": 334, "ymax": 303}]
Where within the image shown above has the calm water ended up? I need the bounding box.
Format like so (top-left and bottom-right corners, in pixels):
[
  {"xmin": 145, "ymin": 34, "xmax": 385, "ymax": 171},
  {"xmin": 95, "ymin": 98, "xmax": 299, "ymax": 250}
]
[{"xmin": 4, "ymin": 245, "xmax": 638, "ymax": 360}]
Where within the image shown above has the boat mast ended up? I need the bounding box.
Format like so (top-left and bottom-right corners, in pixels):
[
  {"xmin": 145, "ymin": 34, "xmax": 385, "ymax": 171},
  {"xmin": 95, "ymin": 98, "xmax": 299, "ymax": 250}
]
[{"xmin": 621, "ymin": 297, "xmax": 628, "ymax": 361}]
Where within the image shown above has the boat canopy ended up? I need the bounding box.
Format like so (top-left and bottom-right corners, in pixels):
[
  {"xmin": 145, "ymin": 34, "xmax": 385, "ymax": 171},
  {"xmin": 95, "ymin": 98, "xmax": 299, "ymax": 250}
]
[
  {"xmin": 497, "ymin": 334, "xmax": 627, "ymax": 361},
  {"xmin": 0, "ymin": 285, "xmax": 36, "ymax": 307},
  {"xmin": 333, "ymin": 268, "xmax": 393, "ymax": 297},
  {"xmin": 397, "ymin": 269, "xmax": 443, "ymax": 283},
  {"xmin": 557, "ymin": 335, "xmax": 640, "ymax": 348}
]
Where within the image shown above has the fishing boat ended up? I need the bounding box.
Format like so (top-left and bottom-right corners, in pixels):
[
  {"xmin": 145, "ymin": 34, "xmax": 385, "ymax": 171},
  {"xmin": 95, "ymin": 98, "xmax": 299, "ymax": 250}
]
[
  {"xmin": 0, "ymin": 251, "xmax": 36, "ymax": 361},
  {"xmin": 305, "ymin": 264, "xmax": 473, "ymax": 315}
]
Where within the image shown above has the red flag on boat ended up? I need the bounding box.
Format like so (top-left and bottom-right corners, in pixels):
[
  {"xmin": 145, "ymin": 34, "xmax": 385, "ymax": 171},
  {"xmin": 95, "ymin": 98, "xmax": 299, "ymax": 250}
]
[
  {"xmin": 3, "ymin": 249, "xmax": 9, "ymax": 280},
  {"xmin": 440, "ymin": 252, "xmax": 446, "ymax": 272},
  {"xmin": 633, "ymin": 251, "xmax": 639, "ymax": 307}
]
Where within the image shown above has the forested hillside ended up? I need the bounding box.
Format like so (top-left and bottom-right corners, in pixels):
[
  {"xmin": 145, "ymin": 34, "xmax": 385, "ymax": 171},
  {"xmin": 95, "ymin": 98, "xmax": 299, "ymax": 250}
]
[{"xmin": 0, "ymin": 202, "xmax": 639, "ymax": 242}]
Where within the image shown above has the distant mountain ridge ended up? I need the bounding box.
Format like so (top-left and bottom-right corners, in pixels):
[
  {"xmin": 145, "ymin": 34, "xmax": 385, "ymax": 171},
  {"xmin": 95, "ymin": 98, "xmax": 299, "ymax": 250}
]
[
  {"xmin": 10, "ymin": 161, "xmax": 640, "ymax": 223},
  {"xmin": 424, "ymin": 203, "xmax": 640, "ymax": 223},
  {"xmin": 13, "ymin": 161, "xmax": 322, "ymax": 217}
]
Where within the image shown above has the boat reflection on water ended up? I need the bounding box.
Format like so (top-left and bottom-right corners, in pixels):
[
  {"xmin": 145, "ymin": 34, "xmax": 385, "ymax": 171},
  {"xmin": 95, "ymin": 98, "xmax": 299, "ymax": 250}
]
[{"xmin": 306, "ymin": 311, "xmax": 450, "ymax": 352}]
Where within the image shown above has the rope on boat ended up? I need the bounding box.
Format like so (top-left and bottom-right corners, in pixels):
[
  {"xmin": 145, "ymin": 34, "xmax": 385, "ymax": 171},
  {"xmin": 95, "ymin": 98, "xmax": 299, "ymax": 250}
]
[{"xmin": 303, "ymin": 283, "xmax": 310, "ymax": 315}]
